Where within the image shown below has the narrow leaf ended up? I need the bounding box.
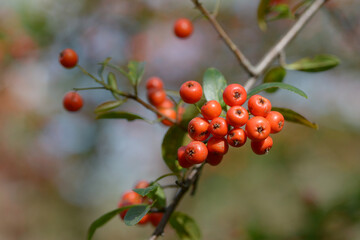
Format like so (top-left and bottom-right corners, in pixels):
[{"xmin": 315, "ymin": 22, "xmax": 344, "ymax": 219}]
[
  {"xmin": 132, "ymin": 185, "xmax": 158, "ymax": 197},
  {"xmin": 169, "ymin": 212, "xmax": 201, "ymax": 240},
  {"xmin": 269, "ymin": 4, "xmax": 294, "ymax": 21},
  {"xmin": 124, "ymin": 204, "xmax": 151, "ymax": 226},
  {"xmin": 272, "ymin": 107, "xmax": 318, "ymax": 129},
  {"xmin": 285, "ymin": 55, "xmax": 340, "ymax": 72},
  {"xmin": 94, "ymin": 100, "xmax": 125, "ymax": 114},
  {"xmin": 203, "ymin": 68, "xmax": 227, "ymax": 109},
  {"xmin": 87, "ymin": 205, "xmax": 134, "ymax": 240},
  {"xmin": 257, "ymin": 0, "xmax": 271, "ymax": 31},
  {"xmin": 96, "ymin": 111, "xmax": 145, "ymax": 121},
  {"xmin": 98, "ymin": 57, "xmax": 112, "ymax": 78},
  {"xmin": 107, "ymin": 72, "xmax": 118, "ymax": 90},
  {"xmin": 162, "ymin": 125, "xmax": 186, "ymax": 173},
  {"xmin": 247, "ymin": 82, "xmax": 307, "ymax": 99},
  {"xmin": 128, "ymin": 61, "xmax": 145, "ymax": 86},
  {"xmin": 263, "ymin": 66, "xmax": 287, "ymax": 93}
]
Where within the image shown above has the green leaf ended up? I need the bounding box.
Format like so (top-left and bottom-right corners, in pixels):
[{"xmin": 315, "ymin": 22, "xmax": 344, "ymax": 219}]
[
  {"xmin": 124, "ymin": 204, "xmax": 151, "ymax": 226},
  {"xmin": 272, "ymin": 107, "xmax": 318, "ymax": 129},
  {"xmin": 247, "ymin": 82, "xmax": 307, "ymax": 99},
  {"xmin": 263, "ymin": 66, "xmax": 287, "ymax": 93},
  {"xmin": 132, "ymin": 185, "xmax": 158, "ymax": 197},
  {"xmin": 87, "ymin": 205, "xmax": 134, "ymax": 240},
  {"xmin": 257, "ymin": 0, "xmax": 271, "ymax": 31},
  {"xmin": 203, "ymin": 68, "xmax": 227, "ymax": 109},
  {"xmin": 94, "ymin": 100, "xmax": 125, "ymax": 114},
  {"xmin": 128, "ymin": 61, "xmax": 145, "ymax": 86},
  {"xmin": 98, "ymin": 57, "xmax": 112, "ymax": 78},
  {"xmin": 285, "ymin": 55, "xmax": 340, "ymax": 72},
  {"xmin": 269, "ymin": 4, "xmax": 294, "ymax": 21},
  {"xmin": 162, "ymin": 125, "xmax": 186, "ymax": 173},
  {"xmin": 96, "ymin": 111, "xmax": 145, "ymax": 121},
  {"xmin": 107, "ymin": 72, "xmax": 118, "ymax": 90},
  {"xmin": 179, "ymin": 99, "xmax": 205, "ymax": 129},
  {"xmin": 169, "ymin": 212, "xmax": 201, "ymax": 240},
  {"xmin": 148, "ymin": 184, "xmax": 166, "ymax": 209}
]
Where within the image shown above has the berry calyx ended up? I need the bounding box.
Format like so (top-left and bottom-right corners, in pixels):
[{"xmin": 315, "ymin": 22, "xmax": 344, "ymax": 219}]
[
  {"xmin": 185, "ymin": 141, "xmax": 208, "ymax": 164},
  {"xmin": 146, "ymin": 77, "xmax": 164, "ymax": 90},
  {"xmin": 63, "ymin": 91, "xmax": 83, "ymax": 112},
  {"xmin": 207, "ymin": 137, "xmax": 229, "ymax": 155},
  {"xmin": 59, "ymin": 48, "xmax": 78, "ymax": 68},
  {"xmin": 248, "ymin": 95, "xmax": 272, "ymax": 117},
  {"xmin": 223, "ymin": 84, "xmax": 247, "ymax": 107},
  {"xmin": 208, "ymin": 117, "xmax": 228, "ymax": 138},
  {"xmin": 177, "ymin": 146, "xmax": 193, "ymax": 168},
  {"xmin": 251, "ymin": 136, "xmax": 273, "ymax": 155},
  {"xmin": 179, "ymin": 81, "xmax": 203, "ymax": 104},
  {"xmin": 245, "ymin": 116, "xmax": 271, "ymax": 141},
  {"xmin": 266, "ymin": 111, "xmax": 285, "ymax": 133},
  {"xmin": 188, "ymin": 117, "xmax": 210, "ymax": 141},
  {"xmin": 227, "ymin": 128, "xmax": 247, "ymax": 147},
  {"xmin": 201, "ymin": 100, "xmax": 222, "ymax": 120},
  {"xmin": 226, "ymin": 106, "xmax": 249, "ymax": 127},
  {"xmin": 174, "ymin": 18, "xmax": 193, "ymax": 38}
]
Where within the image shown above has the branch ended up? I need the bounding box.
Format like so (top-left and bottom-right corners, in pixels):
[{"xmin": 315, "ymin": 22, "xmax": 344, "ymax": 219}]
[
  {"xmin": 149, "ymin": 164, "xmax": 204, "ymax": 240},
  {"xmin": 191, "ymin": 0, "xmax": 256, "ymax": 76}
]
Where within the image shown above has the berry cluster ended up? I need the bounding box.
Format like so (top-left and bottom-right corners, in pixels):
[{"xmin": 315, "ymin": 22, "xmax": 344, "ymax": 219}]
[
  {"xmin": 177, "ymin": 81, "xmax": 285, "ymax": 167},
  {"xmin": 146, "ymin": 77, "xmax": 184, "ymax": 126},
  {"xmin": 117, "ymin": 180, "xmax": 163, "ymax": 227}
]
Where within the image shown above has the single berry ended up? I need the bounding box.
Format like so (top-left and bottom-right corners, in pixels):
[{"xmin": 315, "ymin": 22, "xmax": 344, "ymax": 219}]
[
  {"xmin": 208, "ymin": 117, "xmax": 228, "ymax": 138},
  {"xmin": 135, "ymin": 180, "xmax": 150, "ymax": 189},
  {"xmin": 179, "ymin": 81, "xmax": 202, "ymax": 104},
  {"xmin": 177, "ymin": 146, "xmax": 193, "ymax": 168},
  {"xmin": 266, "ymin": 111, "xmax": 285, "ymax": 133},
  {"xmin": 188, "ymin": 117, "xmax": 210, "ymax": 141},
  {"xmin": 207, "ymin": 137, "xmax": 229, "ymax": 155},
  {"xmin": 157, "ymin": 98, "xmax": 175, "ymax": 109},
  {"xmin": 146, "ymin": 77, "xmax": 164, "ymax": 90},
  {"xmin": 223, "ymin": 84, "xmax": 247, "ymax": 107},
  {"xmin": 226, "ymin": 106, "xmax": 249, "ymax": 127},
  {"xmin": 245, "ymin": 116, "xmax": 271, "ymax": 141},
  {"xmin": 59, "ymin": 48, "xmax": 78, "ymax": 68},
  {"xmin": 201, "ymin": 100, "xmax": 222, "ymax": 120},
  {"xmin": 121, "ymin": 191, "xmax": 142, "ymax": 204},
  {"xmin": 137, "ymin": 214, "xmax": 150, "ymax": 225},
  {"xmin": 174, "ymin": 18, "xmax": 193, "ymax": 38},
  {"xmin": 227, "ymin": 128, "xmax": 247, "ymax": 147},
  {"xmin": 118, "ymin": 201, "xmax": 131, "ymax": 220},
  {"xmin": 206, "ymin": 152, "xmax": 223, "ymax": 166},
  {"xmin": 248, "ymin": 95, "xmax": 272, "ymax": 117},
  {"xmin": 185, "ymin": 141, "xmax": 208, "ymax": 164},
  {"xmin": 63, "ymin": 91, "xmax": 83, "ymax": 112},
  {"xmin": 158, "ymin": 108, "xmax": 176, "ymax": 126},
  {"xmin": 149, "ymin": 213, "xmax": 164, "ymax": 227},
  {"xmin": 148, "ymin": 89, "xmax": 166, "ymax": 106},
  {"xmin": 251, "ymin": 136, "xmax": 273, "ymax": 155}
]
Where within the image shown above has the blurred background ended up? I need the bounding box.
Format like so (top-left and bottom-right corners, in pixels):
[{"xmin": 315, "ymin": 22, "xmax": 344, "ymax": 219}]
[{"xmin": 1, "ymin": 0, "xmax": 360, "ymax": 239}]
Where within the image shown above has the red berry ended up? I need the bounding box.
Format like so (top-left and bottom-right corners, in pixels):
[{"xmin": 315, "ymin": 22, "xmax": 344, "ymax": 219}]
[
  {"xmin": 63, "ymin": 91, "xmax": 83, "ymax": 112},
  {"xmin": 121, "ymin": 191, "xmax": 142, "ymax": 204},
  {"xmin": 118, "ymin": 201, "xmax": 131, "ymax": 220},
  {"xmin": 179, "ymin": 81, "xmax": 202, "ymax": 104},
  {"xmin": 174, "ymin": 18, "xmax": 193, "ymax": 38},
  {"xmin": 185, "ymin": 141, "xmax": 208, "ymax": 164},
  {"xmin": 251, "ymin": 136, "xmax": 273, "ymax": 155},
  {"xmin": 206, "ymin": 152, "xmax": 223, "ymax": 166},
  {"xmin": 158, "ymin": 108, "xmax": 176, "ymax": 126},
  {"xmin": 188, "ymin": 117, "xmax": 210, "ymax": 141},
  {"xmin": 245, "ymin": 116, "xmax": 271, "ymax": 141},
  {"xmin": 207, "ymin": 137, "xmax": 229, "ymax": 155},
  {"xmin": 223, "ymin": 84, "xmax": 247, "ymax": 107},
  {"xmin": 134, "ymin": 180, "xmax": 150, "ymax": 189},
  {"xmin": 177, "ymin": 146, "xmax": 193, "ymax": 168},
  {"xmin": 177, "ymin": 106, "xmax": 186, "ymax": 122},
  {"xmin": 157, "ymin": 98, "xmax": 175, "ymax": 109},
  {"xmin": 226, "ymin": 106, "xmax": 249, "ymax": 128},
  {"xmin": 146, "ymin": 77, "xmax": 164, "ymax": 90},
  {"xmin": 148, "ymin": 89, "xmax": 166, "ymax": 107},
  {"xmin": 227, "ymin": 128, "xmax": 247, "ymax": 147},
  {"xmin": 149, "ymin": 213, "xmax": 163, "ymax": 227},
  {"xmin": 266, "ymin": 111, "xmax": 285, "ymax": 133},
  {"xmin": 201, "ymin": 100, "xmax": 222, "ymax": 120},
  {"xmin": 248, "ymin": 95, "xmax": 272, "ymax": 117},
  {"xmin": 59, "ymin": 48, "xmax": 78, "ymax": 68},
  {"xmin": 137, "ymin": 214, "xmax": 150, "ymax": 225},
  {"xmin": 208, "ymin": 117, "xmax": 228, "ymax": 138}
]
